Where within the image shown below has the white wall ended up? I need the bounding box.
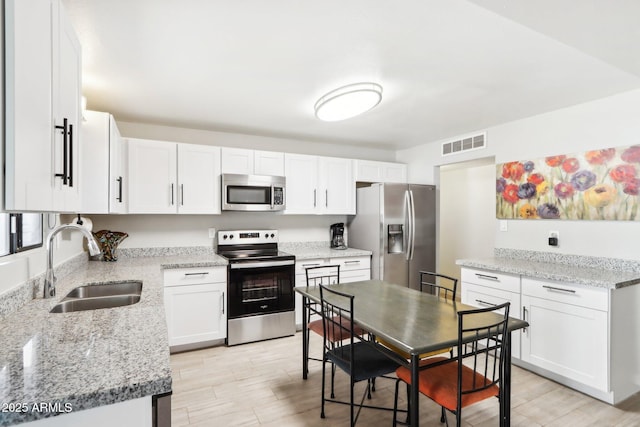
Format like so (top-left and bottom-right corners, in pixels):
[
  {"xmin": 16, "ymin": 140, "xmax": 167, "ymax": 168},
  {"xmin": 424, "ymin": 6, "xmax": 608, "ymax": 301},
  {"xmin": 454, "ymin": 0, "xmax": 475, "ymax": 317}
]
[
  {"xmin": 89, "ymin": 213, "xmax": 350, "ymax": 248},
  {"xmin": 117, "ymin": 121, "xmax": 396, "ymax": 161},
  {"xmin": 397, "ymin": 88, "xmax": 640, "ymax": 261}
]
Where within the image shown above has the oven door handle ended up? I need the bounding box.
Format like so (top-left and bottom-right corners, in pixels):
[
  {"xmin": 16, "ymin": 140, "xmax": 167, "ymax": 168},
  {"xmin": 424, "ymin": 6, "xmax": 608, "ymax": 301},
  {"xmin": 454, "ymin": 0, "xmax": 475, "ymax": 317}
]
[{"xmin": 229, "ymin": 260, "xmax": 295, "ymax": 269}]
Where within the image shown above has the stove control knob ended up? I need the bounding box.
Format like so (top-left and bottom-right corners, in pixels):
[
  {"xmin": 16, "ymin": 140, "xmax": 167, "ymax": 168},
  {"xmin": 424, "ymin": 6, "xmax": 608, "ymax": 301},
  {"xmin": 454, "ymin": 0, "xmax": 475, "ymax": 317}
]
[
  {"xmin": 222, "ymin": 234, "xmax": 228, "ymax": 240},
  {"xmin": 264, "ymin": 233, "xmax": 268, "ymax": 238},
  {"xmin": 270, "ymin": 233, "xmax": 275, "ymax": 238},
  {"xmin": 229, "ymin": 234, "xmax": 234, "ymax": 240}
]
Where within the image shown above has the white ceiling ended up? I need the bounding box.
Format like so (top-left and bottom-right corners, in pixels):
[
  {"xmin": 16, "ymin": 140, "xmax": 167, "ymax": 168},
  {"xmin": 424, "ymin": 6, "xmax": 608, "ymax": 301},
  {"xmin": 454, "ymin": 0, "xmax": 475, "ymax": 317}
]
[{"xmin": 64, "ymin": 0, "xmax": 640, "ymax": 150}]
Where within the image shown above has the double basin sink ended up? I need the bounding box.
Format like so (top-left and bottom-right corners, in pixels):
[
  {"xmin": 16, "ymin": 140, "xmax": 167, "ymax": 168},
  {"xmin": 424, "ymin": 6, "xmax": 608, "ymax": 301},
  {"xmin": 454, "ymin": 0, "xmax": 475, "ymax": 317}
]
[{"xmin": 50, "ymin": 281, "xmax": 143, "ymax": 313}]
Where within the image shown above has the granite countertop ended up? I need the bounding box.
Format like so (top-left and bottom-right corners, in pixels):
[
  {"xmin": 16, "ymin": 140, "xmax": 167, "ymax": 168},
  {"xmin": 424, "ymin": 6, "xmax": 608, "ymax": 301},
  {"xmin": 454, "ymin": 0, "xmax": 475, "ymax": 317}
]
[
  {"xmin": 456, "ymin": 256, "xmax": 640, "ymax": 289},
  {"xmin": 0, "ymin": 252, "xmax": 224, "ymax": 427},
  {"xmin": 280, "ymin": 242, "xmax": 372, "ymax": 260}
]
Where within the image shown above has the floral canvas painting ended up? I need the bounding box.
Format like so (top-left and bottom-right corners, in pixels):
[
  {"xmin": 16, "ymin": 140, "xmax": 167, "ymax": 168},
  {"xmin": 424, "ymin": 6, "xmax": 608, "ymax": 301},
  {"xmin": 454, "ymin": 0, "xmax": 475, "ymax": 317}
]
[{"xmin": 496, "ymin": 145, "xmax": 640, "ymax": 220}]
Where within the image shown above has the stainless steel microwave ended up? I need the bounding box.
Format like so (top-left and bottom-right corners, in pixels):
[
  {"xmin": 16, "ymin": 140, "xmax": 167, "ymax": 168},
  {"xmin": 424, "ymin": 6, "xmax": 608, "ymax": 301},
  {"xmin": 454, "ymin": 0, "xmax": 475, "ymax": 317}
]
[{"xmin": 222, "ymin": 173, "xmax": 286, "ymax": 211}]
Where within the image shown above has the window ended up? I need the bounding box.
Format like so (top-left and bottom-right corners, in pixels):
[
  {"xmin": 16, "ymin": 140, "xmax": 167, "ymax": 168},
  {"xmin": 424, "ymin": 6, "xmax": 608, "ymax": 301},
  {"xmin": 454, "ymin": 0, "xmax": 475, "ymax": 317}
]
[{"xmin": 0, "ymin": 213, "xmax": 44, "ymax": 256}]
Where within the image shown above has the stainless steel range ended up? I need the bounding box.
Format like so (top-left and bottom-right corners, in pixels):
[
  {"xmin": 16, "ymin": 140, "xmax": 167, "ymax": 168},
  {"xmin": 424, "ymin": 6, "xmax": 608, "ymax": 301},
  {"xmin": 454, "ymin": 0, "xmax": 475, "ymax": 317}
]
[{"xmin": 217, "ymin": 230, "xmax": 296, "ymax": 346}]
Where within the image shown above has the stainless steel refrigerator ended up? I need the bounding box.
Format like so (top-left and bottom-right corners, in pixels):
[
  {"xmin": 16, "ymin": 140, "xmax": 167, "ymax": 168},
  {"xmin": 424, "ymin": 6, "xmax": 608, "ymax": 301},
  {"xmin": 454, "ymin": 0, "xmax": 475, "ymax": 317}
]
[{"xmin": 348, "ymin": 183, "xmax": 436, "ymax": 290}]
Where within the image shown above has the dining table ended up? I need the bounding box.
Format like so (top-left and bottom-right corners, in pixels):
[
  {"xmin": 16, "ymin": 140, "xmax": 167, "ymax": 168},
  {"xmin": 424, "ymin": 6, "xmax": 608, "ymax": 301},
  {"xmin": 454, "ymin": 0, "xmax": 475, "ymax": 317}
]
[{"xmin": 296, "ymin": 279, "xmax": 529, "ymax": 427}]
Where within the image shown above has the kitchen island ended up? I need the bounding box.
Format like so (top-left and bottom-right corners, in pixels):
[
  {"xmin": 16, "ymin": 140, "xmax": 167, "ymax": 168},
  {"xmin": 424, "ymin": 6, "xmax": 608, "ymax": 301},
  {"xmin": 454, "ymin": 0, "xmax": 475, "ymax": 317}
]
[{"xmin": 0, "ymin": 251, "xmax": 226, "ymax": 427}]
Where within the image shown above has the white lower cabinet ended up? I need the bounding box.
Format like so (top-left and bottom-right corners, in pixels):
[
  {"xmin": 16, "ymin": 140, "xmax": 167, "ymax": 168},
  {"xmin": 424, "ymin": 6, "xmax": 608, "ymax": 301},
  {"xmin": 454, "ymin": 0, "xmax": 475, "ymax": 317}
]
[
  {"xmin": 461, "ymin": 268, "xmax": 521, "ymax": 359},
  {"xmin": 294, "ymin": 255, "xmax": 371, "ymax": 328},
  {"xmin": 163, "ymin": 267, "xmax": 227, "ymax": 349},
  {"xmin": 521, "ymin": 278, "xmax": 608, "ymax": 392}
]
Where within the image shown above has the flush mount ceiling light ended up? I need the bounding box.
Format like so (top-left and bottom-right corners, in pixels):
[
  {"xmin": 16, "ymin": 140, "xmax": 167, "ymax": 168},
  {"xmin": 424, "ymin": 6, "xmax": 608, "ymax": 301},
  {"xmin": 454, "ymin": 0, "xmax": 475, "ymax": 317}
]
[{"xmin": 314, "ymin": 82, "xmax": 383, "ymax": 121}]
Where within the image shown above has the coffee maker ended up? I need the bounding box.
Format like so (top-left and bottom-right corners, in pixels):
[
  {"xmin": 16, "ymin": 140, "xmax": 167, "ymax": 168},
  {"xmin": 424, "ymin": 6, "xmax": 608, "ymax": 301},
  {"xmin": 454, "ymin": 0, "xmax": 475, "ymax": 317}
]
[{"xmin": 330, "ymin": 223, "xmax": 347, "ymax": 250}]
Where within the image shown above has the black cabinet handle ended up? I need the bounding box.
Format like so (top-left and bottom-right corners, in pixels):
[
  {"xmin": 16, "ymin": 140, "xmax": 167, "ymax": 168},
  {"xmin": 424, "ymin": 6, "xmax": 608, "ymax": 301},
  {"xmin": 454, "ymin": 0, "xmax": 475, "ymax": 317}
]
[
  {"xmin": 117, "ymin": 177, "xmax": 123, "ymax": 202},
  {"xmin": 54, "ymin": 118, "xmax": 69, "ymax": 185},
  {"xmin": 68, "ymin": 124, "xmax": 73, "ymax": 187}
]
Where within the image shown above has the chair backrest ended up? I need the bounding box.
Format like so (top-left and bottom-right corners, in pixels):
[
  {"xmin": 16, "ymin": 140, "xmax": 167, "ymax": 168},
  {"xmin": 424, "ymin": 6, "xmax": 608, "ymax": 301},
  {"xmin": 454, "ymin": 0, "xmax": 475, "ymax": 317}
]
[
  {"xmin": 419, "ymin": 271, "xmax": 458, "ymax": 300},
  {"xmin": 306, "ymin": 265, "xmax": 341, "ymax": 287},
  {"xmin": 319, "ymin": 284, "xmax": 357, "ymax": 364},
  {"xmin": 456, "ymin": 302, "xmax": 510, "ymax": 402}
]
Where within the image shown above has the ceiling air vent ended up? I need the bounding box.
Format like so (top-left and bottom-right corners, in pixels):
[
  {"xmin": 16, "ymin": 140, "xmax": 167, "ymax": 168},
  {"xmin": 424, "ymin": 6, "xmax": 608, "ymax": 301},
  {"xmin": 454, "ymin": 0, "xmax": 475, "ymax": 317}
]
[{"xmin": 441, "ymin": 132, "xmax": 486, "ymax": 157}]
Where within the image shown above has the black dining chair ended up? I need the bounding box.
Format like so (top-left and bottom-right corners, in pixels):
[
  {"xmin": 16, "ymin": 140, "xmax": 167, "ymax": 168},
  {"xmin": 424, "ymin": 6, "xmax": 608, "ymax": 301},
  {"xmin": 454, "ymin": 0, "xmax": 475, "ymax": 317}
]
[
  {"xmin": 319, "ymin": 284, "xmax": 402, "ymax": 427},
  {"xmin": 377, "ymin": 271, "xmax": 459, "ymax": 360},
  {"xmin": 392, "ymin": 302, "xmax": 511, "ymax": 427}
]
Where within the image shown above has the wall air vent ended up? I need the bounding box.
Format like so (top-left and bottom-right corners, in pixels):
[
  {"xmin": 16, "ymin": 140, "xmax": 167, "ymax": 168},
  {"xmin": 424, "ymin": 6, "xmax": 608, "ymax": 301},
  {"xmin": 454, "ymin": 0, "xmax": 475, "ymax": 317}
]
[{"xmin": 441, "ymin": 132, "xmax": 486, "ymax": 157}]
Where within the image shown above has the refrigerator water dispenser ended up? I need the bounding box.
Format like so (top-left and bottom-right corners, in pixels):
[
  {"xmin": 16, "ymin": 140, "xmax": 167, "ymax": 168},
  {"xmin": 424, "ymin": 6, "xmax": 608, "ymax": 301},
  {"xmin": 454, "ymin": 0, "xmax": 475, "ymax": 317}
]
[{"xmin": 388, "ymin": 224, "xmax": 404, "ymax": 253}]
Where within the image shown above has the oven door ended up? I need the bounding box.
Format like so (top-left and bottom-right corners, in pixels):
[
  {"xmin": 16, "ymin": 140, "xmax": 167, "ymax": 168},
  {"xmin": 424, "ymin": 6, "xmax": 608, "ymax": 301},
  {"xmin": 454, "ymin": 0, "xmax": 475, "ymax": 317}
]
[
  {"xmin": 222, "ymin": 173, "xmax": 286, "ymax": 211},
  {"xmin": 228, "ymin": 259, "xmax": 295, "ymax": 318}
]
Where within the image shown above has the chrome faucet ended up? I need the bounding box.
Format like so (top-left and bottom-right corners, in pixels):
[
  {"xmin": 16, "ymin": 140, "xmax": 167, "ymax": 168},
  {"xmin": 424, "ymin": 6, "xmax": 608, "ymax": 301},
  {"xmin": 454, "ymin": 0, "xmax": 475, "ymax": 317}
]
[{"xmin": 44, "ymin": 223, "xmax": 102, "ymax": 299}]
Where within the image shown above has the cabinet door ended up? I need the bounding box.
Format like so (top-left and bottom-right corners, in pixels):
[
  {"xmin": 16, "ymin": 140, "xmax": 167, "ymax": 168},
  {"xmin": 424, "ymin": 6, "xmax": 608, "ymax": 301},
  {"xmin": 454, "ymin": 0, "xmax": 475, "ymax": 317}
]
[
  {"xmin": 284, "ymin": 154, "xmax": 318, "ymax": 214},
  {"xmin": 318, "ymin": 156, "xmax": 355, "ymax": 214},
  {"xmin": 4, "ymin": 0, "xmax": 54, "ymax": 211},
  {"xmin": 177, "ymin": 144, "xmax": 221, "ymax": 214},
  {"xmin": 462, "ymin": 282, "xmax": 521, "ymax": 359},
  {"xmin": 128, "ymin": 139, "xmax": 177, "ymax": 213},
  {"xmin": 51, "ymin": 0, "xmax": 82, "ymax": 212},
  {"xmin": 221, "ymin": 147, "xmax": 254, "ymax": 174},
  {"xmin": 521, "ymin": 294, "xmax": 608, "ymax": 391},
  {"xmin": 109, "ymin": 123, "xmax": 128, "ymax": 213},
  {"xmin": 254, "ymin": 151, "xmax": 284, "ymax": 176},
  {"xmin": 80, "ymin": 111, "xmax": 110, "ymax": 213},
  {"xmin": 383, "ymin": 163, "xmax": 407, "ymax": 183},
  {"xmin": 164, "ymin": 282, "xmax": 226, "ymax": 346}
]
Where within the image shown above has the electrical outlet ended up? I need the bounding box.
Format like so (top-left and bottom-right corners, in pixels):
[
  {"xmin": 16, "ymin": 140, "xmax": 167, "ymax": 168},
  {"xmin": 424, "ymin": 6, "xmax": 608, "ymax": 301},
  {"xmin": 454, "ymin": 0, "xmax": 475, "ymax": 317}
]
[
  {"xmin": 548, "ymin": 231, "xmax": 559, "ymax": 247},
  {"xmin": 499, "ymin": 220, "xmax": 508, "ymax": 232},
  {"xmin": 208, "ymin": 228, "xmax": 216, "ymax": 238}
]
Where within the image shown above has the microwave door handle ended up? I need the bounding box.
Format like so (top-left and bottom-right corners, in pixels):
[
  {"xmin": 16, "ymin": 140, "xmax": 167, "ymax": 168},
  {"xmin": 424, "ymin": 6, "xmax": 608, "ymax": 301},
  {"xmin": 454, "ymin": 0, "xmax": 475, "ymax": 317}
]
[{"xmin": 270, "ymin": 185, "xmax": 275, "ymax": 210}]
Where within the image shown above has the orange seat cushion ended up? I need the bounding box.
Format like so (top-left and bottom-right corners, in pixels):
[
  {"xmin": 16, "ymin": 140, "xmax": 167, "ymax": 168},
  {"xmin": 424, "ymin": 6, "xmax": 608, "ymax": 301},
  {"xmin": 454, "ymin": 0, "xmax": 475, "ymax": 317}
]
[
  {"xmin": 396, "ymin": 357, "xmax": 499, "ymax": 411},
  {"xmin": 308, "ymin": 317, "xmax": 365, "ymax": 342}
]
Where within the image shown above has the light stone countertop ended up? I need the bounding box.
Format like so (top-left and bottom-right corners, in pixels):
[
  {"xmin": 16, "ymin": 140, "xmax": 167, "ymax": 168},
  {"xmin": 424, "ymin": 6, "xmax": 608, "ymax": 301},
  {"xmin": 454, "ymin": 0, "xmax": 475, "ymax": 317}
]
[
  {"xmin": 0, "ymin": 252, "xmax": 227, "ymax": 426},
  {"xmin": 456, "ymin": 256, "xmax": 640, "ymax": 289},
  {"xmin": 280, "ymin": 241, "xmax": 372, "ymax": 260}
]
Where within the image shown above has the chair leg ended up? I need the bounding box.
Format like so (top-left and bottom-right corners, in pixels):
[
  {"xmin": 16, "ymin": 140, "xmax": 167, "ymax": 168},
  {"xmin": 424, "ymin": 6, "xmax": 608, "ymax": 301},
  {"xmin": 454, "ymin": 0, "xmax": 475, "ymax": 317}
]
[
  {"xmin": 331, "ymin": 363, "xmax": 336, "ymax": 399},
  {"xmin": 371, "ymin": 377, "xmax": 376, "ymax": 392},
  {"xmin": 367, "ymin": 379, "xmax": 372, "ymax": 399},
  {"xmin": 392, "ymin": 378, "xmax": 400, "ymax": 427},
  {"xmin": 320, "ymin": 358, "xmax": 327, "ymax": 419}
]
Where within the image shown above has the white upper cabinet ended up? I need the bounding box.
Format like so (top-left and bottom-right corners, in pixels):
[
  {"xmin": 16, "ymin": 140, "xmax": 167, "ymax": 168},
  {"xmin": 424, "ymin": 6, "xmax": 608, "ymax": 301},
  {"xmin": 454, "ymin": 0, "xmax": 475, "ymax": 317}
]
[
  {"xmin": 4, "ymin": 0, "xmax": 82, "ymax": 212},
  {"xmin": 177, "ymin": 144, "xmax": 221, "ymax": 214},
  {"xmin": 284, "ymin": 154, "xmax": 355, "ymax": 215},
  {"xmin": 128, "ymin": 139, "xmax": 221, "ymax": 214},
  {"xmin": 221, "ymin": 148, "xmax": 284, "ymax": 176},
  {"xmin": 81, "ymin": 111, "xmax": 127, "ymax": 214},
  {"xmin": 354, "ymin": 160, "xmax": 407, "ymax": 183}
]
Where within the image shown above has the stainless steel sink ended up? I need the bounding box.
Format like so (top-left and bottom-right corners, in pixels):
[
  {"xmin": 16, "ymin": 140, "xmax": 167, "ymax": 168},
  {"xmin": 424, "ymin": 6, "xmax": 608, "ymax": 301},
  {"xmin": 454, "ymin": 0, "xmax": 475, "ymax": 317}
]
[
  {"xmin": 64, "ymin": 281, "xmax": 143, "ymax": 298},
  {"xmin": 50, "ymin": 281, "xmax": 143, "ymax": 313},
  {"xmin": 50, "ymin": 295, "xmax": 141, "ymax": 313}
]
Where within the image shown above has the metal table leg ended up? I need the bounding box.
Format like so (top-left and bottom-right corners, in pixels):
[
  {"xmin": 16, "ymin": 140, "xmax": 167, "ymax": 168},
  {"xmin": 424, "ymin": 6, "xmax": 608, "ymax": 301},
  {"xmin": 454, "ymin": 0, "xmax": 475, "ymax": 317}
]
[
  {"xmin": 410, "ymin": 353, "xmax": 419, "ymax": 426},
  {"xmin": 302, "ymin": 294, "xmax": 309, "ymax": 380},
  {"xmin": 501, "ymin": 330, "xmax": 512, "ymax": 426}
]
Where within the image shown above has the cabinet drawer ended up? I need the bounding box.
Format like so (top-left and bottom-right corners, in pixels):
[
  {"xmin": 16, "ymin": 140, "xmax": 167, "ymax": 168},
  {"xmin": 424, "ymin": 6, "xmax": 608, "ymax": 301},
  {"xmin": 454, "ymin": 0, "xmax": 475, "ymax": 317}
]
[
  {"xmin": 522, "ymin": 277, "xmax": 608, "ymax": 311},
  {"xmin": 334, "ymin": 256, "xmax": 371, "ymax": 272},
  {"xmin": 462, "ymin": 283, "xmax": 521, "ymax": 318},
  {"xmin": 295, "ymin": 259, "xmax": 326, "ymax": 275},
  {"xmin": 164, "ymin": 267, "xmax": 227, "ymax": 286},
  {"xmin": 461, "ymin": 268, "xmax": 520, "ymax": 293}
]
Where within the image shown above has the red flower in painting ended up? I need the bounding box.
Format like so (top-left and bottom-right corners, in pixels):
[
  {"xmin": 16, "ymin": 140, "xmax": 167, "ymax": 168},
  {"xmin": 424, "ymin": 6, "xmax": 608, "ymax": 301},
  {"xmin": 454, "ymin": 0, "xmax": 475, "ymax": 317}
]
[
  {"xmin": 609, "ymin": 164, "xmax": 637, "ymax": 183},
  {"xmin": 624, "ymin": 179, "xmax": 640, "ymax": 196},
  {"xmin": 501, "ymin": 162, "xmax": 525, "ymax": 182},
  {"xmin": 545, "ymin": 155, "xmax": 566, "ymax": 167},
  {"xmin": 502, "ymin": 184, "xmax": 520, "ymax": 204},
  {"xmin": 621, "ymin": 146, "xmax": 640, "ymax": 164},
  {"xmin": 585, "ymin": 148, "xmax": 615, "ymax": 165},
  {"xmin": 554, "ymin": 182, "xmax": 575, "ymax": 199},
  {"xmin": 527, "ymin": 173, "xmax": 545, "ymax": 185},
  {"xmin": 561, "ymin": 158, "xmax": 580, "ymax": 173}
]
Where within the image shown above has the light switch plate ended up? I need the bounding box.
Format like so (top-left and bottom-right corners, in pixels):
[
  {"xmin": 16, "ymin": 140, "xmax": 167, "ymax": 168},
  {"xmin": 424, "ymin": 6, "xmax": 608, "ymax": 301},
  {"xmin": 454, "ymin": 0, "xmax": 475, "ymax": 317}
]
[
  {"xmin": 208, "ymin": 228, "xmax": 216, "ymax": 238},
  {"xmin": 499, "ymin": 220, "xmax": 508, "ymax": 232}
]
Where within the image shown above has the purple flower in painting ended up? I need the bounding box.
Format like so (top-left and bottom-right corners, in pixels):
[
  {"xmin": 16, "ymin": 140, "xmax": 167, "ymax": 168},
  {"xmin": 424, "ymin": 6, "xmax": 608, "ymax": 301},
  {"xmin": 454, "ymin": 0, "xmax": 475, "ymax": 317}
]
[
  {"xmin": 496, "ymin": 178, "xmax": 507, "ymax": 193},
  {"xmin": 537, "ymin": 203, "xmax": 561, "ymax": 219},
  {"xmin": 624, "ymin": 178, "xmax": 640, "ymax": 196},
  {"xmin": 517, "ymin": 183, "xmax": 537, "ymax": 199},
  {"xmin": 621, "ymin": 146, "xmax": 640, "ymax": 164},
  {"xmin": 570, "ymin": 170, "xmax": 597, "ymax": 191},
  {"xmin": 554, "ymin": 182, "xmax": 575, "ymax": 199},
  {"xmin": 523, "ymin": 161, "xmax": 535, "ymax": 173}
]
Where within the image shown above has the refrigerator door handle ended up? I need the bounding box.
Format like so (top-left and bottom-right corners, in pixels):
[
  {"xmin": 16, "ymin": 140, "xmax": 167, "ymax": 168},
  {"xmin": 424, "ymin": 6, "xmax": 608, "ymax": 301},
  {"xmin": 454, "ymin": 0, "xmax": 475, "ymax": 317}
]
[
  {"xmin": 408, "ymin": 189, "xmax": 416, "ymax": 260},
  {"xmin": 404, "ymin": 190, "xmax": 411, "ymax": 260}
]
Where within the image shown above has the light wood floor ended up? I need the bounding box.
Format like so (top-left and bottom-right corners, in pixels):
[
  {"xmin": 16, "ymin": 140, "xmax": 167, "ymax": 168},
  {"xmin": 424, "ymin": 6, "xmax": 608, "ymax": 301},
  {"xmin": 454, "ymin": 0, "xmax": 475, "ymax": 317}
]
[{"xmin": 170, "ymin": 332, "xmax": 640, "ymax": 426}]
